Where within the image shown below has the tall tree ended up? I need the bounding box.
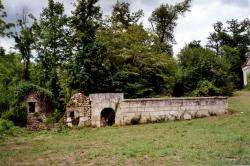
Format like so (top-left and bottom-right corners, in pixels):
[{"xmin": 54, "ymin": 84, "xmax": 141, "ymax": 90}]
[
  {"xmin": 149, "ymin": 0, "xmax": 191, "ymax": 55},
  {"xmin": 98, "ymin": 2, "xmax": 177, "ymax": 98},
  {"xmin": 35, "ymin": 0, "xmax": 69, "ymax": 83},
  {"xmin": 207, "ymin": 19, "xmax": 250, "ymax": 88},
  {"xmin": 34, "ymin": 0, "xmax": 69, "ymax": 109},
  {"xmin": 70, "ymin": 0, "xmax": 110, "ymax": 94},
  {"xmin": 206, "ymin": 22, "xmax": 228, "ymax": 55},
  {"xmin": 111, "ymin": 1, "xmax": 143, "ymax": 28},
  {"xmin": 13, "ymin": 9, "xmax": 35, "ymax": 80},
  {"xmin": 71, "ymin": 0, "xmax": 101, "ymax": 46}
]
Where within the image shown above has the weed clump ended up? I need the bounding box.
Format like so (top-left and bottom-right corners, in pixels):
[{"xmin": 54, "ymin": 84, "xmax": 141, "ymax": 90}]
[{"xmin": 130, "ymin": 115, "xmax": 141, "ymax": 125}]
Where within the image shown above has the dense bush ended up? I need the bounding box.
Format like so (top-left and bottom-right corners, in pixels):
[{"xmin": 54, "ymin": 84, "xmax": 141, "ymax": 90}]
[
  {"xmin": 0, "ymin": 52, "xmax": 22, "ymax": 116},
  {"xmin": 46, "ymin": 109, "xmax": 62, "ymax": 124},
  {"xmin": 0, "ymin": 118, "xmax": 30, "ymax": 138},
  {"xmin": 190, "ymin": 80, "xmax": 221, "ymax": 97},
  {"xmin": 1, "ymin": 104, "xmax": 27, "ymax": 126},
  {"xmin": 0, "ymin": 118, "xmax": 14, "ymax": 138},
  {"xmin": 175, "ymin": 45, "xmax": 234, "ymax": 97}
]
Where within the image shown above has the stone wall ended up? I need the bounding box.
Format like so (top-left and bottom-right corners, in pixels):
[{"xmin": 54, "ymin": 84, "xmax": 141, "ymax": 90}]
[
  {"xmin": 90, "ymin": 93, "xmax": 123, "ymax": 127},
  {"xmin": 116, "ymin": 97, "xmax": 228, "ymax": 125},
  {"xmin": 89, "ymin": 93, "xmax": 228, "ymax": 127},
  {"xmin": 25, "ymin": 91, "xmax": 52, "ymax": 130}
]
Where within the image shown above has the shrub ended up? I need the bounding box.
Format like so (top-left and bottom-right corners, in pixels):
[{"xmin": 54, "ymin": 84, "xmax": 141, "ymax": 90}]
[
  {"xmin": 53, "ymin": 123, "xmax": 69, "ymax": 134},
  {"xmin": 46, "ymin": 109, "xmax": 63, "ymax": 124},
  {"xmin": 1, "ymin": 104, "xmax": 27, "ymax": 126},
  {"xmin": 190, "ymin": 80, "xmax": 221, "ymax": 97},
  {"xmin": 0, "ymin": 119, "xmax": 14, "ymax": 138}
]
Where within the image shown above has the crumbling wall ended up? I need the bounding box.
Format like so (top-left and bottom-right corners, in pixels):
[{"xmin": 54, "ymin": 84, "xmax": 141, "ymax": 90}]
[
  {"xmin": 66, "ymin": 93, "xmax": 91, "ymax": 127},
  {"xmin": 116, "ymin": 97, "xmax": 228, "ymax": 125},
  {"xmin": 25, "ymin": 92, "xmax": 51, "ymax": 130},
  {"xmin": 26, "ymin": 113, "xmax": 49, "ymax": 130}
]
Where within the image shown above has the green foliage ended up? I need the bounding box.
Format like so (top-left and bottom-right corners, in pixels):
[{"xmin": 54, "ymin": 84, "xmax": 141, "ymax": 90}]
[
  {"xmin": 207, "ymin": 19, "xmax": 250, "ymax": 89},
  {"xmin": 0, "ymin": 0, "xmax": 14, "ymax": 37},
  {"xmin": 45, "ymin": 109, "xmax": 62, "ymax": 124},
  {"xmin": 14, "ymin": 82, "xmax": 53, "ymax": 103},
  {"xmin": 190, "ymin": 80, "xmax": 221, "ymax": 97},
  {"xmin": 1, "ymin": 82, "xmax": 53, "ymax": 126},
  {"xmin": 0, "ymin": 52, "xmax": 23, "ymax": 116},
  {"xmin": 33, "ymin": 0, "xmax": 70, "ymax": 111},
  {"xmin": 1, "ymin": 103, "xmax": 27, "ymax": 127},
  {"xmin": 69, "ymin": 0, "xmax": 111, "ymax": 94},
  {"xmin": 0, "ymin": 118, "xmax": 30, "ymax": 138},
  {"xmin": 175, "ymin": 44, "xmax": 233, "ymax": 96},
  {"xmin": 13, "ymin": 11, "xmax": 36, "ymax": 80},
  {"xmin": 0, "ymin": 118, "xmax": 14, "ymax": 138},
  {"xmin": 149, "ymin": 0, "xmax": 191, "ymax": 54},
  {"xmin": 98, "ymin": 21, "xmax": 177, "ymax": 98},
  {"xmin": 111, "ymin": 1, "xmax": 143, "ymax": 28},
  {"xmin": 71, "ymin": 0, "xmax": 101, "ymax": 44}
]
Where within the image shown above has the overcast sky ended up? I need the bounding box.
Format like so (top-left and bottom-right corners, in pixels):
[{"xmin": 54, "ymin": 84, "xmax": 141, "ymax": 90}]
[{"xmin": 1, "ymin": 0, "xmax": 249, "ymax": 55}]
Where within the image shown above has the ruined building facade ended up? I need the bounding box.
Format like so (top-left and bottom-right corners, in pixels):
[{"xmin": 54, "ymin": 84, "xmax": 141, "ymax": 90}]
[
  {"xmin": 25, "ymin": 91, "xmax": 52, "ymax": 130},
  {"xmin": 66, "ymin": 93, "xmax": 228, "ymax": 128},
  {"xmin": 65, "ymin": 93, "xmax": 91, "ymax": 127}
]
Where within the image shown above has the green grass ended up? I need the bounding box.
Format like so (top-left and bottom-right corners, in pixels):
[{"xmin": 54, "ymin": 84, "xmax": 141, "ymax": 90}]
[{"xmin": 1, "ymin": 90, "xmax": 250, "ymax": 166}]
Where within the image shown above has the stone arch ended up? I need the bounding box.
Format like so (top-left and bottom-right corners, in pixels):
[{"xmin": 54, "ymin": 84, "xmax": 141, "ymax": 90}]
[{"xmin": 100, "ymin": 108, "xmax": 116, "ymax": 127}]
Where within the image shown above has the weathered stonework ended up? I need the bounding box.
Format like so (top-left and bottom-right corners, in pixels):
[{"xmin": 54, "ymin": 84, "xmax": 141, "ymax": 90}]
[
  {"xmin": 66, "ymin": 93, "xmax": 228, "ymax": 128},
  {"xmin": 25, "ymin": 91, "xmax": 51, "ymax": 130},
  {"xmin": 66, "ymin": 93, "xmax": 91, "ymax": 127}
]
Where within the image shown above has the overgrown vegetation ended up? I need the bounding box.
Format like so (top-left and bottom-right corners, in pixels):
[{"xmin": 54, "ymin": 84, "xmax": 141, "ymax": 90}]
[{"xmin": 0, "ymin": 0, "xmax": 249, "ymax": 126}]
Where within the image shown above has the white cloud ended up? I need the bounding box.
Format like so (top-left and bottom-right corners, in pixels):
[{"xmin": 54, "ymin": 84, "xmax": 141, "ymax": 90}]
[{"xmin": 173, "ymin": 0, "xmax": 249, "ymax": 55}]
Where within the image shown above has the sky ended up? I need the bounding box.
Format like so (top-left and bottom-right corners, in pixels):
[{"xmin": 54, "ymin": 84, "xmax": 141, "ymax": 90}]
[{"xmin": 1, "ymin": 0, "xmax": 249, "ymax": 55}]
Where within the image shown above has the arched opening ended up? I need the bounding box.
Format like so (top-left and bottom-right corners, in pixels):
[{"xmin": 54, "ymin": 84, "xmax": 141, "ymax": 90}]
[{"xmin": 100, "ymin": 108, "xmax": 115, "ymax": 127}]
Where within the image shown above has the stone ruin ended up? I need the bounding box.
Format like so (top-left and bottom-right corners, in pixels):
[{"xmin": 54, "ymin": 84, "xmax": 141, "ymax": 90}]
[
  {"xmin": 66, "ymin": 93, "xmax": 228, "ymax": 128},
  {"xmin": 25, "ymin": 91, "xmax": 51, "ymax": 130},
  {"xmin": 65, "ymin": 93, "xmax": 91, "ymax": 127}
]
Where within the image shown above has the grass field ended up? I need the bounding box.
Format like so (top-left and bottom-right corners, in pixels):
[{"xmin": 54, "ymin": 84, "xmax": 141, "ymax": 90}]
[{"xmin": 0, "ymin": 90, "xmax": 250, "ymax": 166}]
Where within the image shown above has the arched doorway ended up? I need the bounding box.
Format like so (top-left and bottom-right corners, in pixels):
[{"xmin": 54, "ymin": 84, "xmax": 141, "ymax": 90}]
[{"xmin": 100, "ymin": 108, "xmax": 115, "ymax": 127}]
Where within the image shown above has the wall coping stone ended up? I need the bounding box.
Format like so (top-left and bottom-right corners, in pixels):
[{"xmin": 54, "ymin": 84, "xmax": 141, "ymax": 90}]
[{"xmin": 123, "ymin": 96, "xmax": 228, "ymax": 102}]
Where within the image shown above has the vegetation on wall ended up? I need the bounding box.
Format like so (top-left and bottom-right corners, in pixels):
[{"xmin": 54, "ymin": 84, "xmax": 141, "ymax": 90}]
[
  {"xmin": 0, "ymin": 0, "xmax": 249, "ymax": 126},
  {"xmin": 1, "ymin": 82, "xmax": 53, "ymax": 126}
]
